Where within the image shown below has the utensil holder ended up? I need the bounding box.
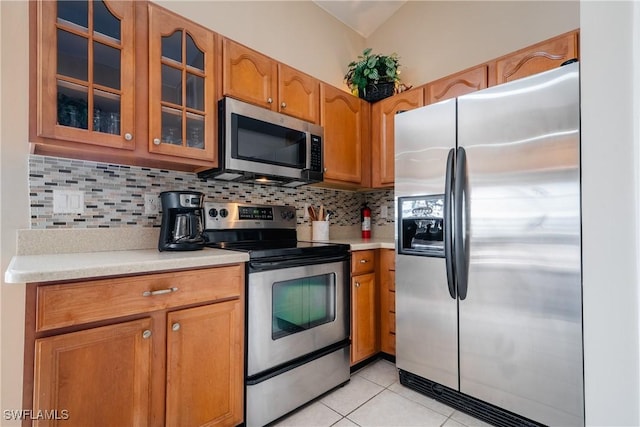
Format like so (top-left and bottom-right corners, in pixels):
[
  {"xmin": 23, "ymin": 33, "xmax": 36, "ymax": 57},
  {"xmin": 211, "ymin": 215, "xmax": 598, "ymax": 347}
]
[{"xmin": 312, "ymin": 221, "xmax": 329, "ymax": 241}]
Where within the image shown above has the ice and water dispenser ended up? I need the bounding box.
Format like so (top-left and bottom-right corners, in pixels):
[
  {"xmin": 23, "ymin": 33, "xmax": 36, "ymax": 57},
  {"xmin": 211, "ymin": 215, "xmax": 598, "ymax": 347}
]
[{"xmin": 398, "ymin": 195, "xmax": 445, "ymax": 257}]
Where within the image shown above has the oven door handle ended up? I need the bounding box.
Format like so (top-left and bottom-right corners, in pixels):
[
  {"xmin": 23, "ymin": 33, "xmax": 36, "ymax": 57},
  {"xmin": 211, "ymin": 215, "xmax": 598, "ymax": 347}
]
[{"xmin": 249, "ymin": 253, "xmax": 350, "ymax": 272}]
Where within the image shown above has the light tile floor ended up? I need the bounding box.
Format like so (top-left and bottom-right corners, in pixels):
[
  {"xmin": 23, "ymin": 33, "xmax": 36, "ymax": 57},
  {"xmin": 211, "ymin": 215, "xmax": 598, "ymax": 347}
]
[{"xmin": 272, "ymin": 359, "xmax": 491, "ymax": 427}]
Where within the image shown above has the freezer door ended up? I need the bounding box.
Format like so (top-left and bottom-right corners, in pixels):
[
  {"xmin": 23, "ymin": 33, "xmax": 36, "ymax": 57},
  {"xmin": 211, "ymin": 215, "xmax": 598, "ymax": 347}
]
[
  {"xmin": 457, "ymin": 63, "xmax": 583, "ymax": 426},
  {"xmin": 394, "ymin": 99, "xmax": 456, "ymax": 198},
  {"xmin": 395, "ymin": 99, "xmax": 458, "ymax": 390}
]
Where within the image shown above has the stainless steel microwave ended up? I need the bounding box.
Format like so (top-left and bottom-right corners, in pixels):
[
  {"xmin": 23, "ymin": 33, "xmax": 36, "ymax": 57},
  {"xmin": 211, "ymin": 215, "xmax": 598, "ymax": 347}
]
[{"xmin": 198, "ymin": 97, "xmax": 324, "ymax": 187}]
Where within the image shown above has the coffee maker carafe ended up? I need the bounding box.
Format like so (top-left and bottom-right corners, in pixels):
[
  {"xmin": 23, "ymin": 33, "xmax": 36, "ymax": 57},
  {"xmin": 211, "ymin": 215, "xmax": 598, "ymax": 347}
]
[{"xmin": 158, "ymin": 191, "xmax": 206, "ymax": 251}]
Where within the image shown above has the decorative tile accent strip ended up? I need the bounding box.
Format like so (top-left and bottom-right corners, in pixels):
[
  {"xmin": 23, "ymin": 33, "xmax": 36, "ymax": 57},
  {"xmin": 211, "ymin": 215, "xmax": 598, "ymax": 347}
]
[{"xmin": 29, "ymin": 155, "xmax": 395, "ymax": 229}]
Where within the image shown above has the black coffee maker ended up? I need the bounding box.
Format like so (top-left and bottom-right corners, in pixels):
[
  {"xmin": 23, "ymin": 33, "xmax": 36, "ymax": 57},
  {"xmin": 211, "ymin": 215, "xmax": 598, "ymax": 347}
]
[{"xmin": 158, "ymin": 191, "xmax": 206, "ymax": 251}]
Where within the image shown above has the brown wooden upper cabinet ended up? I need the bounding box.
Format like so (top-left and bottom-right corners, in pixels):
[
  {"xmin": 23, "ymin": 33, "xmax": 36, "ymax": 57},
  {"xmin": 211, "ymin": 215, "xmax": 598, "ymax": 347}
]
[
  {"xmin": 35, "ymin": 0, "xmax": 136, "ymax": 150},
  {"xmin": 426, "ymin": 64, "xmax": 488, "ymax": 105},
  {"xmin": 320, "ymin": 84, "xmax": 371, "ymax": 188},
  {"xmin": 371, "ymin": 88, "xmax": 424, "ymax": 188},
  {"xmin": 277, "ymin": 63, "xmax": 320, "ymax": 123},
  {"xmin": 223, "ymin": 39, "xmax": 320, "ymax": 123},
  {"xmin": 495, "ymin": 30, "xmax": 579, "ymax": 85},
  {"xmin": 147, "ymin": 4, "xmax": 217, "ymax": 163}
]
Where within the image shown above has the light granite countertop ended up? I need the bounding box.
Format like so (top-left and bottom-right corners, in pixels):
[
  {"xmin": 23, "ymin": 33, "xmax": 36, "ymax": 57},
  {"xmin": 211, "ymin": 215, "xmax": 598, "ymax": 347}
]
[
  {"xmin": 4, "ymin": 248, "xmax": 250, "ymax": 284},
  {"xmin": 320, "ymin": 238, "xmax": 395, "ymax": 251},
  {"xmin": 4, "ymin": 228, "xmax": 395, "ymax": 284}
]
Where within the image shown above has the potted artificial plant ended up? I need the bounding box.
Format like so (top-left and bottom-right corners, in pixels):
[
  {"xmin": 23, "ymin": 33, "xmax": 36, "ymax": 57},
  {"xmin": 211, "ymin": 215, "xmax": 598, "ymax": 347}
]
[{"xmin": 344, "ymin": 48, "xmax": 401, "ymax": 102}]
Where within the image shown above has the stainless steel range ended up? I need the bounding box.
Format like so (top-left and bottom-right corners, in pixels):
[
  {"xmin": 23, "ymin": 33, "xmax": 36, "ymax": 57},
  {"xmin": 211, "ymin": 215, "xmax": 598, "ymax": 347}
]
[{"xmin": 203, "ymin": 202, "xmax": 351, "ymax": 427}]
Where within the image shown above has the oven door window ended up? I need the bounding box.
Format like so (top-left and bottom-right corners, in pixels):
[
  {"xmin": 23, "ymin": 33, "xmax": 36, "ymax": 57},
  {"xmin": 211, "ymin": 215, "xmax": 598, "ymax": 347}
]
[
  {"xmin": 232, "ymin": 114, "xmax": 306, "ymax": 168},
  {"xmin": 272, "ymin": 273, "xmax": 336, "ymax": 340}
]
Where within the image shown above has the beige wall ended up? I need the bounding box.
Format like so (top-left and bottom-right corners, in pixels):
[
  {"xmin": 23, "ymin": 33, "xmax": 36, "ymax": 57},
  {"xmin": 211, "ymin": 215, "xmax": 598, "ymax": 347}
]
[
  {"xmin": 1, "ymin": 1, "xmax": 30, "ymax": 420},
  {"xmin": 368, "ymin": 1, "xmax": 579, "ymax": 87},
  {"xmin": 154, "ymin": 0, "xmax": 365, "ymax": 89}
]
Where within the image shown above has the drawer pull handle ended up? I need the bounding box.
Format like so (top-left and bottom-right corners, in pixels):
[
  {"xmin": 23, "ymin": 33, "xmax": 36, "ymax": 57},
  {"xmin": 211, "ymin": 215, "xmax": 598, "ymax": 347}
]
[
  {"xmin": 360, "ymin": 259, "xmax": 368, "ymax": 264},
  {"xmin": 142, "ymin": 287, "xmax": 178, "ymax": 297},
  {"xmin": 142, "ymin": 330, "xmax": 152, "ymax": 339}
]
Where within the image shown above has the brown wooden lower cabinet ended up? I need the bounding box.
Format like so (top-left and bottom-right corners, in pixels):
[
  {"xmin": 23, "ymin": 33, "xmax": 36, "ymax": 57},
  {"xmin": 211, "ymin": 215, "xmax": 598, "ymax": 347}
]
[
  {"xmin": 33, "ymin": 318, "xmax": 153, "ymax": 427},
  {"xmin": 25, "ymin": 265, "xmax": 244, "ymax": 427},
  {"xmin": 166, "ymin": 300, "xmax": 243, "ymax": 427},
  {"xmin": 350, "ymin": 250, "xmax": 378, "ymax": 365},
  {"xmin": 350, "ymin": 248, "xmax": 396, "ymax": 365},
  {"xmin": 378, "ymin": 249, "xmax": 396, "ymax": 356},
  {"xmin": 351, "ymin": 271, "xmax": 378, "ymax": 364}
]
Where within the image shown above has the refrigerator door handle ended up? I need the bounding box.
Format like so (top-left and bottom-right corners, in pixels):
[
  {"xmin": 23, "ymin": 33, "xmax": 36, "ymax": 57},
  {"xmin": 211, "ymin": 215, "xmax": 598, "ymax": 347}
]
[
  {"xmin": 455, "ymin": 147, "xmax": 470, "ymax": 300},
  {"xmin": 444, "ymin": 148, "xmax": 456, "ymax": 299}
]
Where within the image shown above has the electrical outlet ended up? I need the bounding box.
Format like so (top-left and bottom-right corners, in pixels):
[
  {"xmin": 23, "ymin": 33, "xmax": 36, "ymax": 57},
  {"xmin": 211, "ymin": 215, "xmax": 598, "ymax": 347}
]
[
  {"xmin": 144, "ymin": 193, "xmax": 159, "ymax": 215},
  {"xmin": 53, "ymin": 190, "xmax": 84, "ymax": 214},
  {"xmin": 381, "ymin": 205, "xmax": 388, "ymax": 219}
]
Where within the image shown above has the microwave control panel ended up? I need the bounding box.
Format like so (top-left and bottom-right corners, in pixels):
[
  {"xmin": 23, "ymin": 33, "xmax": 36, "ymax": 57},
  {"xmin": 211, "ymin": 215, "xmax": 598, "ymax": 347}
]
[{"xmin": 310, "ymin": 135, "xmax": 322, "ymax": 172}]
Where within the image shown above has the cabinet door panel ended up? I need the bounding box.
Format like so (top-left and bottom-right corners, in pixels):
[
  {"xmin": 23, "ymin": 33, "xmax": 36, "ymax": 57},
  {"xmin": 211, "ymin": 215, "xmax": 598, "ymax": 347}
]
[
  {"xmin": 148, "ymin": 5, "xmax": 217, "ymax": 162},
  {"xmin": 371, "ymin": 89, "xmax": 424, "ymax": 188},
  {"xmin": 166, "ymin": 300, "xmax": 244, "ymax": 427},
  {"xmin": 427, "ymin": 65, "xmax": 488, "ymax": 104},
  {"xmin": 223, "ymin": 39, "xmax": 277, "ymax": 110},
  {"xmin": 278, "ymin": 64, "xmax": 320, "ymax": 123},
  {"xmin": 496, "ymin": 31, "xmax": 578, "ymax": 84},
  {"xmin": 37, "ymin": 0, "xmax": 135, "ymax": 149},
  {"xmin": 321, "ymin": 84, "xmax": 366, "ymax": 185},
  {"xmin": 351, "ymin": 272, "xmax": 377, "ymax": 364},
  {"xmin": 33, "ymin": 318, "xmax": 152, "ymax": 427}
]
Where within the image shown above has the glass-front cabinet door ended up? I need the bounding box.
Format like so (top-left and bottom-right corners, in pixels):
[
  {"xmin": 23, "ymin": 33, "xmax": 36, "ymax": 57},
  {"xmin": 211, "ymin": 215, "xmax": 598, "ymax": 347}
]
[
  {"xmin": 37, "ymin": 0, "xmax": 135, "ymax": 149},
  {"xmin": 148, "ymin": 5, "xmax": 216, "ymax": 163}
]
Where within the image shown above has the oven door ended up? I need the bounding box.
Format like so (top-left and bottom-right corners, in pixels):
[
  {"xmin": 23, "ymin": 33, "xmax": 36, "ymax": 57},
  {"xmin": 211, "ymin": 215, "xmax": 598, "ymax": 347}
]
[{"xmin": 247, "ymin": 259, "xmax": 349, "ymax": 377}]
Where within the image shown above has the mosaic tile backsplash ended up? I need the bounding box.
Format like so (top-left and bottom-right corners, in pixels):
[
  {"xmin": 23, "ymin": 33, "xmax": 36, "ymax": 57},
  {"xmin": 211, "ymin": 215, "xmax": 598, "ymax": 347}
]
[{"xmin": 29, "ymin": 155, "xmax": 395, "ymax": 229}]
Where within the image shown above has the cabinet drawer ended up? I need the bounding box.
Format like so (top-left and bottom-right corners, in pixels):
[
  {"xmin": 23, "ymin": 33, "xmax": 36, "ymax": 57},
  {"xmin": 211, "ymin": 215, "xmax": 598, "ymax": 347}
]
[
  {"xmin": 36, "ymin": 265, "xmax": 243, "ymax": 332},
  {"xmin": 351, "ymin": 250, "xmax": 375, "ymax": 275}
]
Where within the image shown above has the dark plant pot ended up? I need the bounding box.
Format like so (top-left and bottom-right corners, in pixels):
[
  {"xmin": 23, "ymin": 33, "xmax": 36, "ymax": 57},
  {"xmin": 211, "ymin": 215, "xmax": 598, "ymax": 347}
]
[{"xmin": 359, "ymin": 82, "xmax": 395, "ymax": 102}]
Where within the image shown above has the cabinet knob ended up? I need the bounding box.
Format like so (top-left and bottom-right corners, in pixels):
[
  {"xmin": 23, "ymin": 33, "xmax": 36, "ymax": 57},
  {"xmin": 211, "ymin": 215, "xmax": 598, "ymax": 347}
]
[
  {"xmin": 124, "ymin": 133, "xmax": 133, "ymax": 141},
  {"xmin": 281, "ymin": 102, "xmax": 287, "ymax": 109},
  {"xmin": 267, "ymin": 97, "xmax": 273, "ymax": 104},
  {"xmin": 142, "ymin": 329, "xmax": 152, "ymax": 339},
  {"xmin": 323, "ymin": 168, "xmax": 327, "ymax": 173},
  {"xmin": 172, "ymin": 322, "xmax": 181, "ymax": 332},
  {"xmin": 355, "ymin": 281, "xmax": 361, "ymax": 288},
  {"xmin": 360, "ymin": 259, "xmax": 368, "ymax": 264},
  {"xmin": 153, "ymin": 138, "xmax": 161, "ymax": 145}
]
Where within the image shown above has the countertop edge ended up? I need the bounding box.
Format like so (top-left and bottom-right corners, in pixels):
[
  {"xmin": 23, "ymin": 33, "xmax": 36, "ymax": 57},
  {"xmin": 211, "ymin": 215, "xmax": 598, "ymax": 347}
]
[
  {"xmin": 4, "ymin": 241, "xmax": 395, "ymax": 284},
  {"xmin": 4, "ymin": 249, "xmax": 250, "ymax": 284}
]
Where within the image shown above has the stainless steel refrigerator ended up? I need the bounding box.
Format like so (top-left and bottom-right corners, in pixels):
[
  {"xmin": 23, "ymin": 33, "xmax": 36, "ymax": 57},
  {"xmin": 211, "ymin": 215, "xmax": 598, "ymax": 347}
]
[{"xmin": 394, "ymin": 61, "xmax": 583, "ymax": 426}]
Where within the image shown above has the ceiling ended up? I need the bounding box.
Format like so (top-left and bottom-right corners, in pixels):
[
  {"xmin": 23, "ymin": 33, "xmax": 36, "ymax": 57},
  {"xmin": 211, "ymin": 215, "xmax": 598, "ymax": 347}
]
[{"xmin": 312, "ymin": 1, "xmax": 407, "ymax": 38}]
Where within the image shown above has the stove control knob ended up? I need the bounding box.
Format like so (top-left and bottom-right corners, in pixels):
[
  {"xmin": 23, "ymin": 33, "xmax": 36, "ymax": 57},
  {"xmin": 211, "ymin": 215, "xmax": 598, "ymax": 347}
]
[
  {"xmin": 208, "ymin": 208, "xmax": 218, "ymax": 218},
  {"xmin": 219, "ymin": 208, "xmax": 229, "ymax": 218},
  {"xmin": 287, "ymin": 210, "xmax": 295, "ymax": 220}
]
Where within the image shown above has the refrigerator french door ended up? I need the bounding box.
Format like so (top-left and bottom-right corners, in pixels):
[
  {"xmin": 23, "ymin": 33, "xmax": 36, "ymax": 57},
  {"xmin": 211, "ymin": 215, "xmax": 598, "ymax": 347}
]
[{"xmin": 395, "ymin": 62, "xmax": 583, "ymax": 427}]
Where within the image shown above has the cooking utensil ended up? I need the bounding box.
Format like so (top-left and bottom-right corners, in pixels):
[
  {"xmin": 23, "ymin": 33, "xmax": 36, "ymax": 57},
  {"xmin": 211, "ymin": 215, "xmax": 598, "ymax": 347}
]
[{"xmin": 308, "ymin": 205, "xmax": 317, "ymax": 221}]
